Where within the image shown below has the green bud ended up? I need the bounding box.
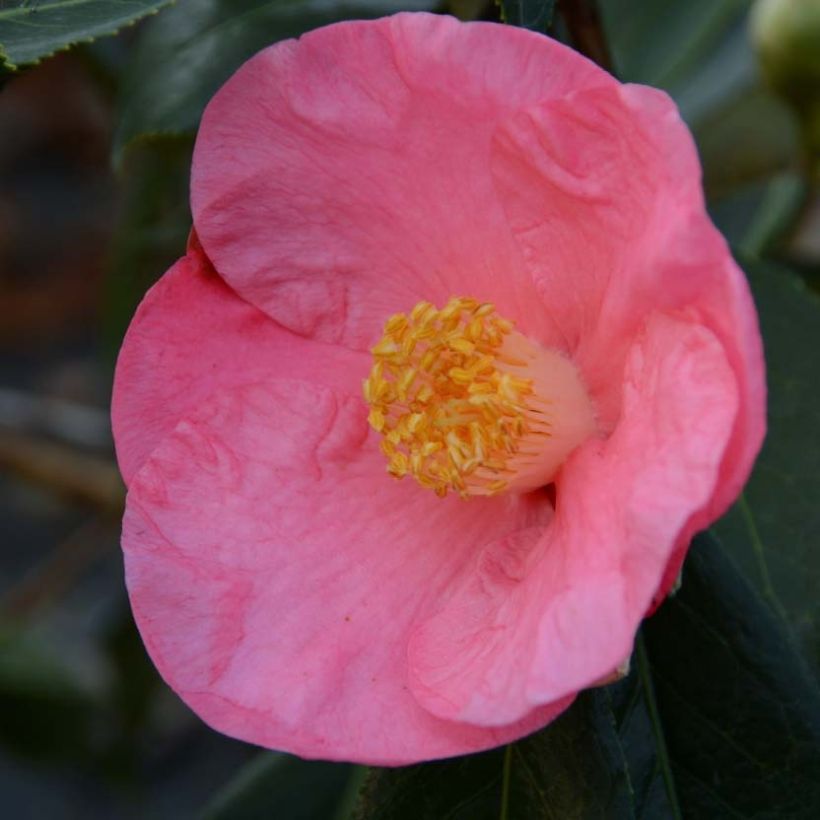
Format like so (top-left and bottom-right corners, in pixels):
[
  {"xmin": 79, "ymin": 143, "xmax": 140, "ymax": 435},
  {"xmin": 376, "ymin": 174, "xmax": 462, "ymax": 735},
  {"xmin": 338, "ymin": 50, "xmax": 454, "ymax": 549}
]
[
  {"xmin": 751, "ymin": 0, "xmax": 820, "ymax": 157},
  {"xmin": 751, "ymin": 0, "xmax": 820, "ymax": 102}
]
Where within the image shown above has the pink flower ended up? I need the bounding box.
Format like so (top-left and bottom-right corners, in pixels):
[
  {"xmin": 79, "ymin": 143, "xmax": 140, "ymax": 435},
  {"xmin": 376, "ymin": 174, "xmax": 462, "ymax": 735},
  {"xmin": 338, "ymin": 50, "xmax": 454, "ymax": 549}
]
[{"xmin": 112, "ymin": 13, "xmax": 765, "ymax": 765}]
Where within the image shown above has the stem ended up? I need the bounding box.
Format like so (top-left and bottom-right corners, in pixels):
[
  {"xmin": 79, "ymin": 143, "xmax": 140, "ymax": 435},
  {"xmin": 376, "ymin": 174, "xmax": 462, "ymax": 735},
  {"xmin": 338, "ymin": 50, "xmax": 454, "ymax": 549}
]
[
  {"xmin": 499, "ymin": 744, "xmax": 513, "ymax": 820},
  {"xmin": 635, "ymin": 631, "xmax": 682, "ymax": 820}
]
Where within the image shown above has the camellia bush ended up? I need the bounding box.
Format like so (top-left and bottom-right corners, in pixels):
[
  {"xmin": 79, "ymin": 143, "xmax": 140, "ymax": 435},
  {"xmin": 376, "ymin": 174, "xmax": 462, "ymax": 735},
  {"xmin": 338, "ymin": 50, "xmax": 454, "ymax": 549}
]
[{"xmin": 1, "ymin": 0, "xmax": 819, "ymax": 818}]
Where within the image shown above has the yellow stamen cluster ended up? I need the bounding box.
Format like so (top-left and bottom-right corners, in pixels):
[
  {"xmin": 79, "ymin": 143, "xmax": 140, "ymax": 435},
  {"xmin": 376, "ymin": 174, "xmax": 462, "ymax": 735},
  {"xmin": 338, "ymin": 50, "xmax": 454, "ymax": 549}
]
[{"xmin": 363, "ymin": 297, "xmax": 549, "ymax": 498}]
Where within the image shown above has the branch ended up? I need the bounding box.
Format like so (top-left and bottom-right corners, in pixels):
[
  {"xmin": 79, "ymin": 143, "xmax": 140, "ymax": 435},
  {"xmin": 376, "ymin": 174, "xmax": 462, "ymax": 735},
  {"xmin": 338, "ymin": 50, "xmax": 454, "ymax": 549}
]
[{"xmin": 0, "ymin": 431, "xmax": 124, "ymax": 514}]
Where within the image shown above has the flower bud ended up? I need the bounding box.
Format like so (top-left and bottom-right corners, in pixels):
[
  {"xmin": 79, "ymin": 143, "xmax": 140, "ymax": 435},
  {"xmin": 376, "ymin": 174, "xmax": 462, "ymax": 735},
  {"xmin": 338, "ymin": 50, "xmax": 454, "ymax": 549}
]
[{"xmin": 751, "ymin": 0, "xmax": 820, "ymax": 153}]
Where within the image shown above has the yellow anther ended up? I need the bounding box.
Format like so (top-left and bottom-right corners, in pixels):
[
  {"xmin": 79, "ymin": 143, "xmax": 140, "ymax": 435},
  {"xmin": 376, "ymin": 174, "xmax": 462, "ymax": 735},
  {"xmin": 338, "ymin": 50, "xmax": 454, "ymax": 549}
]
[
  {"xmin": 416, "ymin": 383, "xmax": 434, "ymax": 403},
  {"xmin": 363, "ymin": 296, "xmax": 551, "ymax": 499},
  {"xmin": 415, "ymin": 325, "xmax": 437, "ymax": 341},
  {"xmin": 372, "ymin": 338, "xmax": 398, "ymax": 358},
  {"xmin": 401, "ymin": 335, "xmax": 418, "ymax": 357},
  {"xmin": 448, "ymin": 367, "xmax": 473, "ymax": 385},
  {"xmin": 411, "ymin": 301, "xmax": 435, "ymax": 323},
  {"xmin": 448, "ymin": 337, "xmax": 475, "ymax": 355},
  {"xmin": 419, "ymin": 349, "xmax": 438, "ymax": 372},
  {"xmin": 368, "ymin": 407, "xmax": 386, "ymax": 432},
  {"xmin": 398, "ymin": 367, "xmax": 417, "ymax": 396},
  {"xmin": 470, "ymin": 355, "xmax": 495, "ymax": 375},
  {"xmin": 468, "ymin": 381, "xmax": 494, "ymax": 395},
  {"xmin": 421, "ymin": 441, "xmax": 442, "ymax": 456},
  {"xmin": 385, "ymin": 313, "xmax": 408, "ymax": 335},
  {"xmin": 407, "ymin": 413, "xmax": 425, "ymax": 433},
  {"xmin": 388, "ymin": 451, "xmax": 409, "ymax": 477},
  {"xmin": 439, "ymin": 299, "xmax": 463, "ymax": 321}
]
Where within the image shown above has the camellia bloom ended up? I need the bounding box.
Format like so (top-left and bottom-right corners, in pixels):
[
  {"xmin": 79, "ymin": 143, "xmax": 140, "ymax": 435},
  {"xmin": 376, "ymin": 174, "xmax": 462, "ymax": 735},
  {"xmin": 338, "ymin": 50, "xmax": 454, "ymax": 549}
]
[{"xmin": 113, "ymin": 13, "xmax": 765, "ymax": 765}]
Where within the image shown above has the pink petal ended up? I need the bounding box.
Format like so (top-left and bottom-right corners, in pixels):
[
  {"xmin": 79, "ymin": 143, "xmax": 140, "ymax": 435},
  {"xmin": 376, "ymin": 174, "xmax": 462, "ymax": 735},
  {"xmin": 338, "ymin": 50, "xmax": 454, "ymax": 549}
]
[
  {"xmin": 408, "ymin": 312, "xmax": 739, "ymax": 725},
  {"xmin": 190, "ymin": 13, "xmax": 613, "ymax": 351},
  {"xmin": 111, "ymin": 238, "xmax": 367, "ymax": 484},
  {"xmin": 123, "ymin": 377, "xmax": 569, "ymax": 764},
  {"xmin": 491, "ymin": 81, "xmax": 765, "ymax": 601},
  {"xmin": 117, "ymin": 14, "xmax": 767, "ymax": 761}
]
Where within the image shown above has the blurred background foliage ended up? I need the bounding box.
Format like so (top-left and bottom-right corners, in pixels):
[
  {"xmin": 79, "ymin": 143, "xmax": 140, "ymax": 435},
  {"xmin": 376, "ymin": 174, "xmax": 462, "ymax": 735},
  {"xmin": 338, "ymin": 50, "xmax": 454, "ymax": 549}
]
[{"xmin": 0, "ymin": 0, "xmax": 818, "ymax": 817}]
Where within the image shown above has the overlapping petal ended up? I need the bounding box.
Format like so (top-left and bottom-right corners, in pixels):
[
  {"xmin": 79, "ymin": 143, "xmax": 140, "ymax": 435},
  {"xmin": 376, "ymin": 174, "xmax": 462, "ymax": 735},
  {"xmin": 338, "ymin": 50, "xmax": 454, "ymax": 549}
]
[
  {"xmin": 490, "ymin": 82, "xmax": 765, "ymax": 599},
  {"xmin": 112, "ymin": 236, "xmax": 367, "ymax": 484},
  {"xmin": 190, "ymin": 13, "xmax": 613, "ymax": 351},
  {"xmin": 123, "ymin": 377, "xmax": 568, "ymax": 764},
  {"xmin": 407, "ymin": 313, "xmax": 739, "ymax": 724}
]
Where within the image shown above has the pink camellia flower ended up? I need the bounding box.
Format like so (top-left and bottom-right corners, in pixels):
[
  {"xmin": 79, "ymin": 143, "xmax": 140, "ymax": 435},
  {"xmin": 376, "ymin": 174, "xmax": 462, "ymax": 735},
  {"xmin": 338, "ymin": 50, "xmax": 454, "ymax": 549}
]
[{"xmin": 112, "ymin": 13, "xmax": 765, "ymax": 765}]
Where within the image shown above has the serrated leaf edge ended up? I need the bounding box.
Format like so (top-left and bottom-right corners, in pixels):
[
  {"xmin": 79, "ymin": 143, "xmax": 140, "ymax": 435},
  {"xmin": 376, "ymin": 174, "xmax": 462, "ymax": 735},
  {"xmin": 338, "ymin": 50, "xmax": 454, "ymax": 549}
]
[{"xmin": 0, "ymin": 0, "xmax": 177, "ymax": 71}]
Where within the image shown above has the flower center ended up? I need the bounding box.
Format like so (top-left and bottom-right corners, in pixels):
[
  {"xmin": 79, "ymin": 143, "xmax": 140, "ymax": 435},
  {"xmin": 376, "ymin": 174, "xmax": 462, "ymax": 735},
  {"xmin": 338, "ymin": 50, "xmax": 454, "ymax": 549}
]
[{"xmin": 364, "ymin": 297, "xmax": 597, "ymax": 498}]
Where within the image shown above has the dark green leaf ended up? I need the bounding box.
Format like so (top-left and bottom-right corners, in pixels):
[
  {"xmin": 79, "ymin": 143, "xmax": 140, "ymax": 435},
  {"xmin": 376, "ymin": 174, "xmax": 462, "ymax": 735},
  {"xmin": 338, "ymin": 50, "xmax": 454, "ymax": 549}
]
[
  {"xmin": 709, "ymin": 172, "xmax": 806, "ymax": 258},
  {"xmin": 598, "ymin": 0, "xmax": 748, "ymax": 92},
  {"xmin": 497, "ymin": 0, "xmax": 555, "ymax": 32},
  {"xmin": 713, "ymin": 259, "xmax": 820, "ymax": 678},
  {"xmin": 354, "ymin": 671, "xmax": 676, "ymax": 819},
  {"xmin": 201, "ymin": 752, "xmax": 353, "ymax": 820},
  {"xmin": 104, "ymin": 138, "xmax": 193, "ymax": 355},
  {"xmin": 113, "ymin": 0, "xmax": 436, "ymax": 160},
  {"xmin": 598, "ymin": 1, "xmax": 805, "ymax": 249},
  {"xmin": 0, "ymin": 0, "xmax": 173, "ymax": 70},
  {"xmin": 643, "ymin": 533, "xmax": 820, "ymax": 818},
  {"xmin": 354, "ymin": 529, "xmax": 820, "ymax": 819}
]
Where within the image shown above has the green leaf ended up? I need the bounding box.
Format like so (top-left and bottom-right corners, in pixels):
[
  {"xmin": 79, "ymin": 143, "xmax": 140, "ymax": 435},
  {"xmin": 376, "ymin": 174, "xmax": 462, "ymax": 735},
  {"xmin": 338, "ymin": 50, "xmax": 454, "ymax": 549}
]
[
  {"xmin": 713, "ymin": 259, "xmax": 820, "ymax": 679},
  {"xmin": 354, "ymin": 666, "xmax": 678, "ymax": 818},
  {"xmin": 497, "ymin": 0, "xmax": 555, "ymax": 32},
  {"xmin": 643, "ymin": 533, "xmax": 820, "ymax": 817},
  {"xmin": 354, "ymin": 532, "xmax": 820, "ymax": 819},
  {"xmin": 598, "ymin": 0, "xmax": 749, "ymax": 92},
  {"xmin": 0, "ymin": 0, "xmax": 174, "ymax": 70},
  {"xmin": 598, "ymin": 1, "xmax": 805, "ymax": 249},
  {"xmin": 201, "ymin": 752, "xmax": 354, "ymax": 820},
  {"xmin": 104, "ymin": 137, "xmax": 193, "ymax": 355},
  {"xmin": 113, "ymin": 0, "xmax": 436, "ymax": 161},
  {"xmin": 710, "ymin": 172, "xmax": 806, "ymax": 258}
]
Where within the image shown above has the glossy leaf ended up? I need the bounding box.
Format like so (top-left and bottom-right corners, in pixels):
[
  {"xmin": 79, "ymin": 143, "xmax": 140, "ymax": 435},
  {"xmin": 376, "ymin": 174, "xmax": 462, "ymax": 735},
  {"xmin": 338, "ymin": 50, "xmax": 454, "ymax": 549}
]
[
  {"xmin": 643, "ymin": 533, "xmax": 820, "ymax": 817},
  {"xmin": 497, "ymin": 0, "xmax": 555, "ymax": 32},
  {"xmin": 104, "ymin": 138, "xmax": 193, "ymax": 353},
  {"xmin": 598, "ymin": 0, "xmax": 804, "ymax": 247},
  {"xmin": 710, "ymin": 172, "xmax": 806, "ymax": 258},
  {"xmin": 354, "ymin": 672, "xmax": 676, "ymax": 819},
  {"xmin": 113, "ymin": 0, "xmax": 436, "ymax": 160},
  {"xmin": 598, "ymin": 0, "xmax": 748, "ymax": 92},
  {"xmin": 354, "ymin": 533, "xmax": 820, "ymax": 819},
  {"xmin": 0, "ymin": 0, "xmax": 173, "ymax": 70},
  {"xmin": 714, "ymin": 259, "xmax": 820, "ymax": 678}
]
